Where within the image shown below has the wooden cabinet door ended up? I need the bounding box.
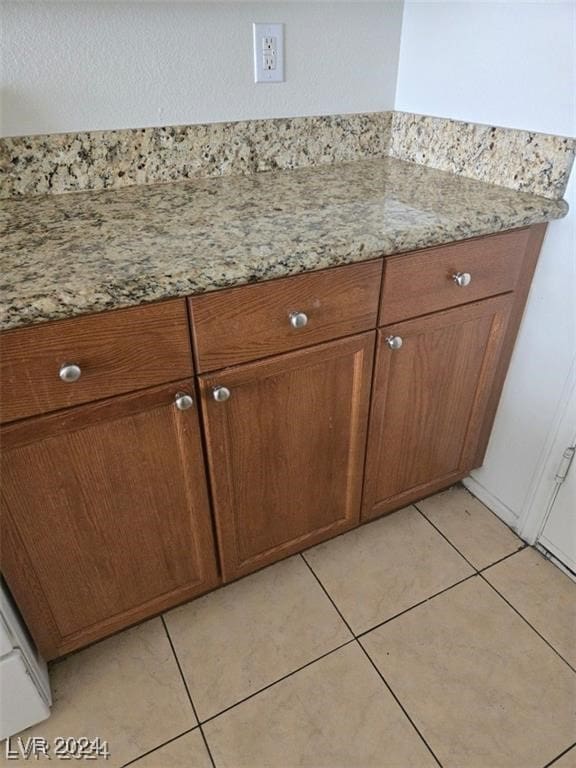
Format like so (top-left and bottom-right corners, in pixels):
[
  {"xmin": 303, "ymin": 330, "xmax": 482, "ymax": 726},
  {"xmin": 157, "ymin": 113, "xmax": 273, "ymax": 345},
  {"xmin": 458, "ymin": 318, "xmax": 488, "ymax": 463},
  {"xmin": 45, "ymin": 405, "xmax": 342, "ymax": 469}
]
[
  {"xmin": 1, "ymin": 380, "xmax": 219, "ymax": 659},
  {"xmin": 363, "ymin": 295, "xmax": 514, "ymax": 521},
  {"xmin": 199, "ymin": 332, "xmax": 375, "ymax": 581}
]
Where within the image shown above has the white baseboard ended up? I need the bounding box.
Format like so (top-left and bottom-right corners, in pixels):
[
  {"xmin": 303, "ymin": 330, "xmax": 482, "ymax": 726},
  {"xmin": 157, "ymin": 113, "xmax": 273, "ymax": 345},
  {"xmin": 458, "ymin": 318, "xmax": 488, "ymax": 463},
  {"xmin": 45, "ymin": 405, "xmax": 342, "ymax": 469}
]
[{"xmin": 462, "ymin": 476, "xmax": 521, "ymax": 533}]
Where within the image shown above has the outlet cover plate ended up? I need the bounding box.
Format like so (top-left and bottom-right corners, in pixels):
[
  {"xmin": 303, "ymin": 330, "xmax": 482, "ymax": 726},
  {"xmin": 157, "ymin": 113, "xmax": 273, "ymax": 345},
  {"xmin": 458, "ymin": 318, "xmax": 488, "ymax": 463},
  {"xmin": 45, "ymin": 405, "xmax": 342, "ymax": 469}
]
[{"xmin": 253, "ymin": 23, "xmax": 284, "ymax": 83}]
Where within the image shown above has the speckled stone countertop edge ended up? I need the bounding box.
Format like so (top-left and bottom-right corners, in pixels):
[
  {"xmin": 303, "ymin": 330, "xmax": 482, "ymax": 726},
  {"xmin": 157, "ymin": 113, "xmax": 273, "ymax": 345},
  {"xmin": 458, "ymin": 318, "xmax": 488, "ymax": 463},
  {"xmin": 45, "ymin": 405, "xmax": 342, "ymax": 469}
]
[{"xmin": 1, "ymin": 188, "xmax": 566, "ymax": 333}]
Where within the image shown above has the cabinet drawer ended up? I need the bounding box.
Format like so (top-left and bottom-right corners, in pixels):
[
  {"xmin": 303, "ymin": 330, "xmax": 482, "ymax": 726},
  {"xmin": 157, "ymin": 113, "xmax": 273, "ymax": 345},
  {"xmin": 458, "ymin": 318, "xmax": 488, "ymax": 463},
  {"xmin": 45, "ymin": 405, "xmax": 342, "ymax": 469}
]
[
  {"xmin": 190, "ymin": 260, "xmax": 383, "ymax": 371},
  {"xmin": 0, "ymin": 299, "xmax": 193, "ymax": 423},
  {"xmin": 380, "ymin": 228, "xmax": 530, "ymax": 324}
]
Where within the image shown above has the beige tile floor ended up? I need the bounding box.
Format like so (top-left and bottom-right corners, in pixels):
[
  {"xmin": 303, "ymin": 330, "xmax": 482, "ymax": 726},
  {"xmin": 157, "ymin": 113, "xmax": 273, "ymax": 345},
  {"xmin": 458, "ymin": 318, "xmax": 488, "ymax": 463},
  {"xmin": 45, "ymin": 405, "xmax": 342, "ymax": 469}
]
[{"xmin": 3, "ymin": 486, "xmax": 576, "ymax": 768}]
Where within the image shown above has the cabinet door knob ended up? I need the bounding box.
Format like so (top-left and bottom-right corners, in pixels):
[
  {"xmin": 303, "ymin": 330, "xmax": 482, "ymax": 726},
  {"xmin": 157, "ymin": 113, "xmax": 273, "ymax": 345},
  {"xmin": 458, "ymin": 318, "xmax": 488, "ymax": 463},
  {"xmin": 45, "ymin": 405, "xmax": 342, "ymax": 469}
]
[
  {"xmin": 59, "ymin": 363, "xmax": 82, "ymax": 383},
  {"xmin": 289, "ymin": 311, "xmax": 309, "ymax": 329},
  {"xmin": 212, "ymin": 386, "xmax": 231, "ymax": 402},
  {"xmin": 385, "ymin": 335, "xmax": 403, "ymax": 350},
  {"xmin": 174, "ymin": 393, "xmax": 194, "ymax": 411},
  {"xmin": 452, "ymin": 271, "xmax": 472, "ymax": 287}
]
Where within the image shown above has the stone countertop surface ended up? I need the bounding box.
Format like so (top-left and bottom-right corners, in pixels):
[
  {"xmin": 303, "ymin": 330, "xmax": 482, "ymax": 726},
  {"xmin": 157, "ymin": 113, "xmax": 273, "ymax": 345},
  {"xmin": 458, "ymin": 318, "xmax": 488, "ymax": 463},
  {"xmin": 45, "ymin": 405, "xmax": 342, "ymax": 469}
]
[{"xmin": 0, "ymin": 157, "xmax": 568, "ymax": 332}]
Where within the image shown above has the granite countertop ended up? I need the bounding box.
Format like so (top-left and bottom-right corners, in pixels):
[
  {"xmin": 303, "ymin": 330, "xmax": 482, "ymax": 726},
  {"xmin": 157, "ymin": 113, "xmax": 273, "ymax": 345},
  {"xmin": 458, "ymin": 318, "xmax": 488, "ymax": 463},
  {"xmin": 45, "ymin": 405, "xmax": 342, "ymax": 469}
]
[{"xmin": 0, "ymin": 157, "xmax": 568, "ymax": 332}]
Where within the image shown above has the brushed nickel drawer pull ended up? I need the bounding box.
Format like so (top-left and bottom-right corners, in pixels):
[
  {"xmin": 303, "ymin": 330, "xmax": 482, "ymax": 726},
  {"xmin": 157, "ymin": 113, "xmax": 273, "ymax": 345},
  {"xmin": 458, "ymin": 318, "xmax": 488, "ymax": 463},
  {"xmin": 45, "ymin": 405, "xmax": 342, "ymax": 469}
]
[
  {"xmin": 289, "ymin": 311, "xmax": 309, "ymax": 329},
  {"xmin": 212, "ymin": 386, "xmax": 231, "ymax": 402},
  {"xmin": 59, "ymin": 363, "xmax": 82, "ymax": 383},
  {"xmin": 174, "ymin": 393, "xmax": 194, "ymax": 411},
  {"xmin": 452, "ymin": 272, "xmax": 472, "ymax": 287},
  {"xmin": 385, "ymin": 336, "xmax": 403, "ymax": 350}
]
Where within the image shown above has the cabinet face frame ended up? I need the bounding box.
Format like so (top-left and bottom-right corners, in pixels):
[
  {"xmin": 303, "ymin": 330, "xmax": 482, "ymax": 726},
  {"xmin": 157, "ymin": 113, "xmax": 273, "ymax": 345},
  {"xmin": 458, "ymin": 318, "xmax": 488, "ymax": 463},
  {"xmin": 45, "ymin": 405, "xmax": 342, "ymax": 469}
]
[
  {"xmin": 0, "ymin": 224, "xmax": 546, "ymax": 658},
  {"xmin": 1, "ymin": 380, "xmax": 220, "ymax": 659},
  {"xmin": 362, "ymin": 294, "xmax": 515, "ymax": 521},
  {"xmin": 198, "ymin": 332, "xmax": 375, "ymax": 581}
]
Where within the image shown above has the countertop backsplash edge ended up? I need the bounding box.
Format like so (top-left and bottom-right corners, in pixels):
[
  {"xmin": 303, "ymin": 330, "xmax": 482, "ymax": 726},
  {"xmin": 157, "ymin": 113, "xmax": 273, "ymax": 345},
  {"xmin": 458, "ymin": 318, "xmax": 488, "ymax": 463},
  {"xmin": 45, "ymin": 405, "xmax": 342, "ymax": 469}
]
[
  {"xmin": 389, "ymin": 111, "xmax": 576, "ymax": 201},
  {"xmin": 1, "ymin": 110, "xmax": 574, "ymax": 201},
  {"xmin": 0, "ymin": 112, "xmax": 392, "ymax": 199}
]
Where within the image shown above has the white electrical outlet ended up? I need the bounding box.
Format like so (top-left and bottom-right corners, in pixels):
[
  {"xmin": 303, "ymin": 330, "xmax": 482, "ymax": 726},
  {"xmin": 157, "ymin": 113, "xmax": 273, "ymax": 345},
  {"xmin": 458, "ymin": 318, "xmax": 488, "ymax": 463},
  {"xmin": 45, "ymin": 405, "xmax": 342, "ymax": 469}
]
[{"xmin": 253, "ymin": 23, "xmax": 284, "ymax": 83}]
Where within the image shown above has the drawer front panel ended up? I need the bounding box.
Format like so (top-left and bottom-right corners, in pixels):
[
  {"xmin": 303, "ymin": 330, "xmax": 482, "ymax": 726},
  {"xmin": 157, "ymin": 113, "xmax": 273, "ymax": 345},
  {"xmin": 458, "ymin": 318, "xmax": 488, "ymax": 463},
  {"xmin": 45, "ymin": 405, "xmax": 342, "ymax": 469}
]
[
  {"xmin": 190, "ymin": 260, "xmax": 383, "ymax": 371},
  {"xmin": 0, "ymin": 299, "xmax": 193, "ymax": 423},
  {"xmin": 380, "ymin": 229, "xmax": 530, "ymax": 325}
]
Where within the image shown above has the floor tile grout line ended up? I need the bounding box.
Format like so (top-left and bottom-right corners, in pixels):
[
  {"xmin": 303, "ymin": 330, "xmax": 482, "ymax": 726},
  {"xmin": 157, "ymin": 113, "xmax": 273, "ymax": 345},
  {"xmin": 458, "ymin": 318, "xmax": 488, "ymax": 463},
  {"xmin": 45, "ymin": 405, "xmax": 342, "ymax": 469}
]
[
  {"xmin": 300, "ymin": 553, "xmax": 356, "ymax": 635},
  {"xmin": 478, "ymin": 574, "xmax": 576, "ymax": 675},
  {"xmin": 133, "ymin": 511, "xmax": 567, "ymax": 767},
  {"xmin": 300, "ymin": 554, "xmax": 444, "ymax": 768},
  {"xmin": 305, "ymin": 509, "xmax": 574, "ymax": 766},
  {"xmin": 413, "ymin": 501, "xmax": 576, "ymax": 673},
  {"xmin": 120, "ymin": 726, "xmax": 197, "ymax": 768},
  {"xmin": 416, "ymin": 485, "xmax": 529, "ymax": 575},
  {"xmin": 192, "ymin": 548, "xmax": 475, "ymax": 730},
  {"xmin": 414, "ymin": 498, "xmax": 576, "ymax": 672},
  {"xmin": 198, "ymin": 638, "xmax": 356, "ymax": 726},
  {"xmin": 160, "ymin": 616, "xmax": 217, "ymax": 768},
  {"xmin": 356, "ymin": 640, "xmax": 443, "ymax": 768},
  {"xmin": 355, "ymin": 572, "xmax": 478, "ymax": 639},
  {"xmin": 542, "ymin": 741, "xmax": 576, "ymax": 768},
  {"xmin": 478, "ymin": 543, "xmax": 528, "ymax": 572},
  {"xmin": 412, "ymin": 502, "xmax": 479, "ymax": 572}
]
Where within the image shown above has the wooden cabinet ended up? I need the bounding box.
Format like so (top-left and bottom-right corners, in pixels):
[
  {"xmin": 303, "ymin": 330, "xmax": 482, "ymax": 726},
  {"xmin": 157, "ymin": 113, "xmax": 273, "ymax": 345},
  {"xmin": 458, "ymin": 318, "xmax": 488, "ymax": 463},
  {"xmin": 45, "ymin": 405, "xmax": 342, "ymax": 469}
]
[
  {"xmin": 0, "ymin": 299, "xmax": 193, "ymax": 424},
  {"xmin": 0, "ymin": 226, "xmax": 546, "ymax": 658},
  {"xmin": 198, "ymin": 333, "xmax": 375, "ymax": 580},
  {"xmin": 362, "ymin": 295, "xmax": 514, "ymax": 520},
  {"xmin": 1, "ymin": 380, "xmax": 219, "ymax": 659},
  {"xmin": 190, "ymin": 260, "xmax": 382, "ymax": 371},
  {"xmin": 380, "ymin": 229, "xmax": 529, "ymax": 324}
]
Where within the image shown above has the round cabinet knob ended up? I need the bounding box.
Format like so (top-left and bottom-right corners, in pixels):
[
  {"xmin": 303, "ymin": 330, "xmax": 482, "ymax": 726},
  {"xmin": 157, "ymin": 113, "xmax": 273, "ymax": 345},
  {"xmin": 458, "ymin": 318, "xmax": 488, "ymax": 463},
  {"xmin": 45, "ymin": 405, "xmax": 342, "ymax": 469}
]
[
  {"xmin": 385, "ymin": 335, "xmax": 403, "ymax": 350},
  {"xmin": 59, "ymin": 363, "xmax": 82, "ymax": 383},
  {"xmin": 212, "ymin": 386, "xmax": 231, "ymax": 402},
  {"xmin": 174, "ymin": 393, "xmax": 194, "ymax": 411},
  {"xmin": 453, "ymin": 271, "xmax": 472, "ymax": 287},
  {"xmin": 289, "ymin": 311, "xmax": 309, "ymax": 330}
]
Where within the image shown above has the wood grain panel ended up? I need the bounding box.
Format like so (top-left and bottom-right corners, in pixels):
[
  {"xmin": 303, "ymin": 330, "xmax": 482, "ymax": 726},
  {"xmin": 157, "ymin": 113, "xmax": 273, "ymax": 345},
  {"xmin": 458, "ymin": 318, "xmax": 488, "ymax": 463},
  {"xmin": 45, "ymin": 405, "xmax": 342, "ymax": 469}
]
[
  {"xmin": 363, "ymin": 295, "xmax": 514, "ymax": 521},
  {"xmin": 0, "ymin": 299, "xmax": 193, "ymax": 423},
  {"xmin": 190, "ymin": 260, "xmax": 382, "ymax": 371},
  {"xmin": 380, "ymin": 228, "xmax": 530, "ymax": 325},
  {"xmin": 199, "ymin": 333, "xmax": 375, "ymax": 580},
  {"xmin": 1, "ymin": 380, "xmax": 219, "ymax": 658}
]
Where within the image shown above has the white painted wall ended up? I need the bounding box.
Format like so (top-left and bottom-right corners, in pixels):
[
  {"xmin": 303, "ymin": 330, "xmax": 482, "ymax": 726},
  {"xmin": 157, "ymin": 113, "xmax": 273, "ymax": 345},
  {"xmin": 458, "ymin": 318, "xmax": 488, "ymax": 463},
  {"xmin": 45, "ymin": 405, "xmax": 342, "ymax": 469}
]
[
  {"xmin": 0, "ymin": 1, "xmax": 404, "ymax": 137},
  {"xmin": 396, "ymin": 1, "xmax": 576, "ymax": 533},
  {"xmin": 396, "ymin": 1, "xmax": 575, "ymax": 137}
]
